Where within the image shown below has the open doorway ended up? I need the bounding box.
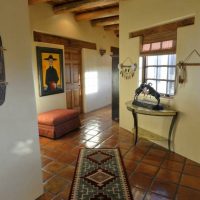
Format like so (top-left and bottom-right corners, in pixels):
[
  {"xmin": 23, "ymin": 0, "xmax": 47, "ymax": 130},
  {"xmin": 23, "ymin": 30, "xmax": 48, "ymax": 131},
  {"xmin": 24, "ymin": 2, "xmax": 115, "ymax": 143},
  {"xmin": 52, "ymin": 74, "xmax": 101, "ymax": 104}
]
[{"xmin": 111, "ymin": 47, "xmax": 119, "ymax": 122}]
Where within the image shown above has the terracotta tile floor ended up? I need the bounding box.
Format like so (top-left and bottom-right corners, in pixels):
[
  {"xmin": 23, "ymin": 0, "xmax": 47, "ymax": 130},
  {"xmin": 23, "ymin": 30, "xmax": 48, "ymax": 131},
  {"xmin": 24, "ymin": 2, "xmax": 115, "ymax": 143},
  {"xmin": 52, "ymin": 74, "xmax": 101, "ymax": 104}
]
[{"xmin": 36, "ymin": 106, "xmax": 200, "ymax": 200}]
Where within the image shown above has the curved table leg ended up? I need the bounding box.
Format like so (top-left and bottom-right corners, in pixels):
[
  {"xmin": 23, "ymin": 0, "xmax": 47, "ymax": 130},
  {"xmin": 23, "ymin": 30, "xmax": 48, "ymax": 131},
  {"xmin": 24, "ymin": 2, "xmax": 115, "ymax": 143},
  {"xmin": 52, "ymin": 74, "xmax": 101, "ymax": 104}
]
[
  {"xmin": 132, "ymin": 111, "xmax": 138, "ymax": 145},
  {"xmin": 168, "ymin": 114, "xmax": 178, "ymax": 151}
]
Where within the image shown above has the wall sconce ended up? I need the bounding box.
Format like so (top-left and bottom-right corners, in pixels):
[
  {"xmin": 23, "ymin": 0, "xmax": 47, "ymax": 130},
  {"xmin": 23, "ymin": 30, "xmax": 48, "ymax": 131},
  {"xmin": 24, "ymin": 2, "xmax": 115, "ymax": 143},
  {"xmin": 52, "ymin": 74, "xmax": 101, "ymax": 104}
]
[{"xmin": 99, "ymin": 48, "xmax": 106, "ymax": 56}]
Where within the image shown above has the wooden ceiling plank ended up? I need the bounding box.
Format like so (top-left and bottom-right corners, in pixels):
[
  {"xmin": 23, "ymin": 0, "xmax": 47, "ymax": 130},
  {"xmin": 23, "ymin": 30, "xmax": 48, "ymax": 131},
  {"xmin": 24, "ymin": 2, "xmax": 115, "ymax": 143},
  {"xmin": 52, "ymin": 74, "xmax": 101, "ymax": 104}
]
[
  {"xmin": 33, "ymin": 31, "xmax": 97, "ymax": 50},
  {"xmin": 104, "ymin": 24, "xmax": 119, "ymax": 31},
  {"xmin": 129, "ymin": 17, "xmax": 195, "ymax": 38},
  {"xmin": 75, "ymin": 6, "xmax": 119, "ymax": 21},
  {"xmin": 28, "ymin": 0, "xmax": 52, "ymax": 4},
  {"xmin": 53, "ymin": 0, "xmax": 119, "ymax": 14},
  {"xmin": 91, "ymin": 16, "xmax": 119, "ymax": 26}
]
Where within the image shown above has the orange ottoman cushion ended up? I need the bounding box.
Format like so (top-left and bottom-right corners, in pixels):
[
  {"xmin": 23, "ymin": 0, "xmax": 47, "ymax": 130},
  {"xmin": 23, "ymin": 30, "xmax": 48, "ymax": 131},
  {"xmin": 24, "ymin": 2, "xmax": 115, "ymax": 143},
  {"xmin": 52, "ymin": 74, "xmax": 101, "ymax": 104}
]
[{"xmin": 38, "ymin": 109, "xmax": 80, "ymax": 139}]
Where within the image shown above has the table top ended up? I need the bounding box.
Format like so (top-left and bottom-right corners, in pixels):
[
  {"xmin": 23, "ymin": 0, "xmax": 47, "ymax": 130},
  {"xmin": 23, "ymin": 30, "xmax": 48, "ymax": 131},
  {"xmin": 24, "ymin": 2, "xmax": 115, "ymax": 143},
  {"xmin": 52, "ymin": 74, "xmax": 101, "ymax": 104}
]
[{"xmin": 126, "ymin": 101, "xmax": 177, "ymax": 116}]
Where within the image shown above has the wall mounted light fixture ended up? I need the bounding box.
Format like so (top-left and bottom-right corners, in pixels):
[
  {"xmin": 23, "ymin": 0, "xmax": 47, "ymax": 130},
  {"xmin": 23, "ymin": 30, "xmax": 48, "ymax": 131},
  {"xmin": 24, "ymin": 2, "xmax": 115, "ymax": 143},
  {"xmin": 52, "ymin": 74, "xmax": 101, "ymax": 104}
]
[{"xmin": 99, "ymin": 48, "xmax": 106, "ymax": 56}]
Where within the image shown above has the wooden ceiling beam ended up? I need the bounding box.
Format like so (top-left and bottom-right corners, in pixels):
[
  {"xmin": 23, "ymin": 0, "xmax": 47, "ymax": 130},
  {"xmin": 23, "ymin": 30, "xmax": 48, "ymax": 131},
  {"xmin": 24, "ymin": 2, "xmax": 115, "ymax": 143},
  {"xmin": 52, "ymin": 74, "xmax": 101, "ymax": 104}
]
[
  {"xmin": 28, "ymin": 0, "xmax": 52, "ymax": 4},
  {"xmin": 91, "ymin": 16, "xmax": 119, "ymax": 26},
  {"xmin": 104, "ymin": 24, "xmax": 119, "ymax": 31},
  {"xmin": 75, "ymin": 6, "xmax": 119, "ymax": 21},
  {"xmin": 53, "ymin": 0, "xmax": 119, "ymax": 14},
  {"xmin": 129, "ymin": 17, "xmax": 195, "ymax": 38}
]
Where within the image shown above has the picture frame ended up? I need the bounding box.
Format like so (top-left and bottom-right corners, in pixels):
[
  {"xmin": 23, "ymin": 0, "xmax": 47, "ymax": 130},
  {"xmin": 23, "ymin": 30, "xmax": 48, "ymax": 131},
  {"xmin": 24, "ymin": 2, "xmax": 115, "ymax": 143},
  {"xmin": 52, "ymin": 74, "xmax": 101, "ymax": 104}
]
[{"xmin": 36, "ymin": 46, "xmax": 64, "ymax": 97}]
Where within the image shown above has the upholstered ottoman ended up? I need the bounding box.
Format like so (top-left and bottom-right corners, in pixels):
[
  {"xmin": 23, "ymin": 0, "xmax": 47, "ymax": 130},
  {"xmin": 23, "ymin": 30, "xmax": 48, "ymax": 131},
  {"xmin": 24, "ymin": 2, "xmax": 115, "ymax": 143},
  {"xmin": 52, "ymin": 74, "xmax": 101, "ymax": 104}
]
[{"xmin": 38, "ymin": 109, "xmax": 80, "ymax": 139}]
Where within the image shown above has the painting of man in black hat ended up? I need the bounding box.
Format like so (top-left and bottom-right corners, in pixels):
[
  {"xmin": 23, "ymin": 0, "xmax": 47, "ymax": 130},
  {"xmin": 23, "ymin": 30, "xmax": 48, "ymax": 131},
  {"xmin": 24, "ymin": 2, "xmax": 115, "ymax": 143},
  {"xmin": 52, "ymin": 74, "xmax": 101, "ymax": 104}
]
[
  {"xmin": 36, "ymin": 47, "xmax": 64, "ymax": 96},
  {"xmin": 45, "ymin": 55, "xmax": 59, "ymax": 91}
]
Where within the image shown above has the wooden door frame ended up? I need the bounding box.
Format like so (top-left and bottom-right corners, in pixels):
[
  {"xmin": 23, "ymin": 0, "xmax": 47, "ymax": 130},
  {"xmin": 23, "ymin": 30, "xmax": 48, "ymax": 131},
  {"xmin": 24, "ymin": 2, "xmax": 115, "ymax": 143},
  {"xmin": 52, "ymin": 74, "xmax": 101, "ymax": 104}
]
[{"xmin": 65, "ymin": 47, "xmax": 83, "ymax": 113}]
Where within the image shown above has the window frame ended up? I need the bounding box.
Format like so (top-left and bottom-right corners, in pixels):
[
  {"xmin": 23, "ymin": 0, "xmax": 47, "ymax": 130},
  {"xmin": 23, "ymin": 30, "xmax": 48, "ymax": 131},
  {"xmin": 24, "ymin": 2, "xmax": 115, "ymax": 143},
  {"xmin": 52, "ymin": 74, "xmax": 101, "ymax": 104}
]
[{"xmin": 141, "ymin": 54, "xmax": 176, "ymax": 97}]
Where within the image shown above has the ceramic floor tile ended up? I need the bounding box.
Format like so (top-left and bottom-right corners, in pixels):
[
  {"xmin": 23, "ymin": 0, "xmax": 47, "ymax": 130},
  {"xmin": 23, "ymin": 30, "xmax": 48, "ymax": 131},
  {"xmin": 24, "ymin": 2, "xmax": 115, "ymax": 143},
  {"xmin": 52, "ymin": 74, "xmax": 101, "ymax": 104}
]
[
  {"xmin": 156, "ymin": 168, "xmax": 181, "ymax": 184},
  {"xmin": 136, "ymin": 162, "xmax": 159, "ymax": 177},
  {"xmin": 53, "ymin": 184, "xmax": 71, "ymax": 200},
  {"xmin": 143, "ymin": 154, "xmax": 163, "ymax": 167},
  {"xmin": 123, "ymin": 159, "xmax": 138, "ymax": 172},
  {"xmin": 36, "ymin": 192, "xmax": 54, "ymax": 200},
  {"xmin": 42, "ymin": 149, "xmax": 64, "ymax": 160},
  {"xmin": 176, "ymin": 186, "xmax": 200, "ymax": 200},
  {"xmin": 42, "ymin": 170, "xmax": 54, "ymax": 182},
  {"xmin": 58, "ymin": 165, "xmax": 75, "ymax": 181},
  {"xmin": 150, "ymin": 180, "xmax": 177, "ymax": 198},
  {"xmin": 88, "ymin": 135, "xmax": 103, "ymax": 143},
  {"xmin": 56, "ymin": 142, "xmax": 76, "ymax": 152},
  {"xmin": 41, "ymin": 156, "xmax": 53, "ymax": 167},
  {"xmin": 128, "ymin": 146, "xmax": 149, "ymax": 155},
  {"xmin": 129, "ymin": 173, "xmax": 152, "ymax": 190},
  {"xmin": 117, "ymin": 142, "xmax": 133, "ymax": 150},
  {"xmin": 186, "ymin": 159, "xmax": 200, "ymax": 166},
  {"xmin": 119, "ymin": 147, "xmax": 129, "ymax": 156},
  {"xmin": 56, "ymin": 153, "xmax": 77, "ymax": 165},
  {"xmin": 39, "ymin": 137, "xmax": 52, "ymax": 146},
  {"xmin": 44, "ymin": 161, "xmax": 65, "ymax": 174},
  {"xmin": 147, "ymin": 148, "xmax": 168, "ymax": 158},
  {"xmin": 166, "ymin": 152, "xmax": 185, "ymax": 163},
  {"xmin": 180, "ymin": 174, "xmax": 200, "ymax": 190},
  {"xmin": 102, "ymin": 139, "xmax": 118, "ymax": 146},
  {"xmin": 125, "ymin": 150, "xmax": 144, "ymax": 162},
  {"xmin": 126, "ymin": 169, "xmax": 133, "ymax": 177},
  {"xmin": 44, "ymin": 176, "xmax": 67, "ymax": 195},
  {"xmin": 84, "ymin": 130, "xmax": 99, "ymax": 136},
  {"xmin": 183, "ymin": 164, "xmax": 200, "ymax": 177},
  {"xmin": 70, "ymin": 146, "xmax": 82, "ymax": 156},
  {"xmin": 131, "ymin": 187, "xmax": 146, "ymax": 200},
  {"xmin": 83, "ymin": 141, "xmax": 98, "ymax": 148},
  {"xmin": 137, "ymin": 140, "xmax": 153, "ymax": 148},
  {"xmin": 162, "ymin": 159, "xmax": 184, "ymax": 172},
  {"xmin": 42, "ymin": 141, "xmax": 61, "ymax": 151},
  {"xmin": 145, "ymin": 192, "xmax": 172, "ymax": 200}
]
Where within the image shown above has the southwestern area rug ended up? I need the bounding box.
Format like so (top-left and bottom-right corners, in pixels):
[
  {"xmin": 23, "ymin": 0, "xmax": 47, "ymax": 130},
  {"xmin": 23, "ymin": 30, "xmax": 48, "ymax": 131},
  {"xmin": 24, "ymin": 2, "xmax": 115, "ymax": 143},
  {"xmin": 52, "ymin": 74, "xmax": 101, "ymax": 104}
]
[{"xmin": 69, "ymin": 148, "xmax": 133, "ymax": 200}]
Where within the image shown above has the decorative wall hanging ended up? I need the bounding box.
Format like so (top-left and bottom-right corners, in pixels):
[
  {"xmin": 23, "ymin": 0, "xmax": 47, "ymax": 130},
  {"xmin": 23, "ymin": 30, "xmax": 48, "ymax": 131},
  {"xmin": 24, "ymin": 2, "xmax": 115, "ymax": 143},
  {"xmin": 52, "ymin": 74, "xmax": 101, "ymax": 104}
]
[
  {"xmin": 118, "ymin": 57, "xmax": 137, "ymax": 79},
  {"xmin": 36, "ymin": 47, "xmax": 64, "ymax": 96},
  {"xmin": 177, "ymin": 62, "xmax": 186, "ymax": 84},
  {"xmin": 0, "ymin": 36, "xmax": 8, "ymax": 105},
  {"xmin": 177, "ymin": 49, "xmax": 200, "ymax": 84},
  {"xmin": 99, "ymin": 48, "xmax": 106, "ymax": 56}
]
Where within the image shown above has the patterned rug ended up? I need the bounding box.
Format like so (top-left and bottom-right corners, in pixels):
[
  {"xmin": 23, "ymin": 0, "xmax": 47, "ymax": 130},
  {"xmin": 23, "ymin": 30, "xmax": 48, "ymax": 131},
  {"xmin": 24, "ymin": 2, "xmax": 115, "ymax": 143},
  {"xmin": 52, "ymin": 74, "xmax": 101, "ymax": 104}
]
[{"xmin": 69, "ymin": 148, "xmax": 133, "ymax": 200}]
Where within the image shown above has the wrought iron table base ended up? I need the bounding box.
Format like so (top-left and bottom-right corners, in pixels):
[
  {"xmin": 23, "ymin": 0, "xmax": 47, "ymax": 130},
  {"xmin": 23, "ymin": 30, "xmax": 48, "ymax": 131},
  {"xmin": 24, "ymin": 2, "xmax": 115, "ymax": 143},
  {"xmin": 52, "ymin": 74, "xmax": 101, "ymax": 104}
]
[{"xmin": 132, "ymin": 110, "xmax": 178, "ymax": 151}]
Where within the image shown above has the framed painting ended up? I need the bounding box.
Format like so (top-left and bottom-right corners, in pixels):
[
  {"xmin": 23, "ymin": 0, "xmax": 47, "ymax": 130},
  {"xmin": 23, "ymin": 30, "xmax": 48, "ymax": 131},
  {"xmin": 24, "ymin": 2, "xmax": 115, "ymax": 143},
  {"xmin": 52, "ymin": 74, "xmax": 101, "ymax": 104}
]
[{"xmin": 36, "ymin": 47, "xmax": 64, "ymax": 96}]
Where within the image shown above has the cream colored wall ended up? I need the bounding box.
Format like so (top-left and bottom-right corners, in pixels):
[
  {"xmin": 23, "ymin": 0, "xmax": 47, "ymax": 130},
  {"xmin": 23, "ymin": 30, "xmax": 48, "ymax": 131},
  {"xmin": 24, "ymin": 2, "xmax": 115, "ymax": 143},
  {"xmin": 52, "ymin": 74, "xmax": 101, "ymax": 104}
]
[
  {"xmin": 29, "ymin": 3, "xmax": 118, "ymax": 54},
  {"xmin": 29, "ymin": 3, "xmax": 118, "ymax": 114},
  {"xmin": 0, "ymin": 0, "xmax": 43, "ymax": 199},
  {"xmin": 120, "ymin": 0, "xmax": 200, "ymax": 163},
  {"xmin": 82, "ymin": 49, "xmax": 112, "ymax": 113},
  {"xmin": 33, "ymin": 42, "xmax": 66, "ymax": 113}
]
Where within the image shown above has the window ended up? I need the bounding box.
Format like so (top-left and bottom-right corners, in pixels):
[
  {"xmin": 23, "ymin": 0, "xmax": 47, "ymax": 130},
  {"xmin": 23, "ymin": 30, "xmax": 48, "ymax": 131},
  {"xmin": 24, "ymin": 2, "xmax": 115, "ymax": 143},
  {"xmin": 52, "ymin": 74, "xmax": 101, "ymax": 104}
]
[
  {"xmin": 85, "ymin": 71, "xmax": 98, "ymax": 95},
  {"xmin": 141, "ymin": 54, "xmax": 176, "ymax": 96},
  {"xmin": 142, "ymin": 40, "xmax": 175, "ymax": 53}
]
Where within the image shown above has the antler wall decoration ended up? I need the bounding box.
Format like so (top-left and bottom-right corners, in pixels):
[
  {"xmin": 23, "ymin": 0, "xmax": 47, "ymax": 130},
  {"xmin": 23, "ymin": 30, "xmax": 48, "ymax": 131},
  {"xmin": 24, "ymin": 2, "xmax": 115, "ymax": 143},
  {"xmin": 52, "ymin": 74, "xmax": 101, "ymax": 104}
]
[
  {"xmin": 118, "ymin": 57, "xmax": 137, "ymax": 79},
  {"xmin": 177, "ymin": 49, "xmax": 200, "ymax": 84}
]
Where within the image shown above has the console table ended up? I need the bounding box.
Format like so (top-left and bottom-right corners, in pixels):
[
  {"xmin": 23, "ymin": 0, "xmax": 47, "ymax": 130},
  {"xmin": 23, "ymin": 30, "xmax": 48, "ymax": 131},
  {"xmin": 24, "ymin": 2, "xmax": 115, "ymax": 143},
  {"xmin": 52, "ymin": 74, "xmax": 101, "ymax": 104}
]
[{"xmin": 126, "ymin": 101, "xmax": 178, "ymax": 150}]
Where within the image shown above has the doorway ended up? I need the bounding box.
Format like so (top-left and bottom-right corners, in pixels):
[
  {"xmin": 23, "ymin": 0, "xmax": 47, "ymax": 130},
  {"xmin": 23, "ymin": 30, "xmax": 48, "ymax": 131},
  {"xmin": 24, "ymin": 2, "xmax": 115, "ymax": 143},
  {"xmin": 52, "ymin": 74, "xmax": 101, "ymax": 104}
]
[
  {"xmin": 111, "ymin": 47, "xmax": 119, "ymax": 121},
  {"xmin": 65, "ymin": 48, "xmax": 82, "ymax": 113}
]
